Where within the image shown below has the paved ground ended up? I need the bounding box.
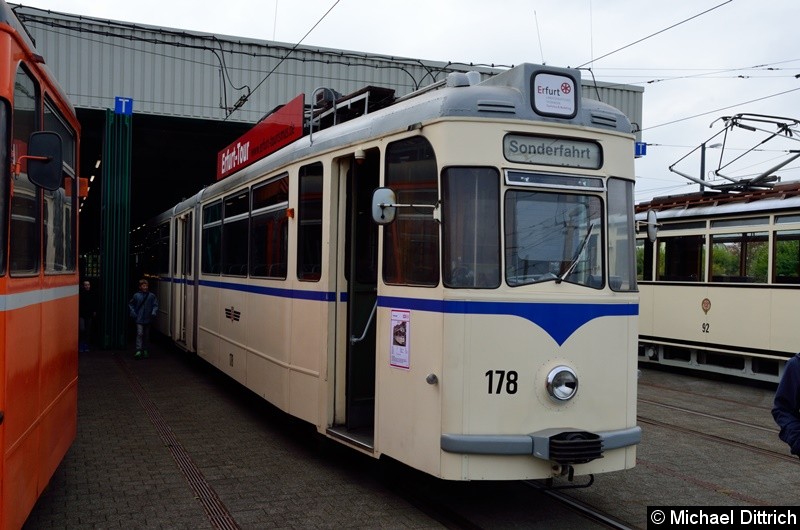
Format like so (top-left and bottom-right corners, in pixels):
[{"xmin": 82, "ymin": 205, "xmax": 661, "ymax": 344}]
[
  {"xmin": 24, "ymin": 339, "xmax": 442, "ymax": 529},
  {"xmin": 24, "ymin": 339, "xmax": 798, "ymax": 529}
]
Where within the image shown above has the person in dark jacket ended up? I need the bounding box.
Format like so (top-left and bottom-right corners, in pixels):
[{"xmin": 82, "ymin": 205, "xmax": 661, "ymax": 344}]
[
  {"xmin": 128, "ymin": 278, "xmax": 159, "ymax": 359},
  {"xmin": 79, "ymin": 279, "xmax": 98, "ymax": 352},
  {"xmin": 772, "ymin": 353, "xmax": 800, "ymax": 459}
]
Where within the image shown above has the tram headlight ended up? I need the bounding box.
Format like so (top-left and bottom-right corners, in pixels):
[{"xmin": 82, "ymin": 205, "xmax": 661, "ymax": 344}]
[{"xmin": 546, "ymin": 366, "xmax": 578, "ymax": 401}]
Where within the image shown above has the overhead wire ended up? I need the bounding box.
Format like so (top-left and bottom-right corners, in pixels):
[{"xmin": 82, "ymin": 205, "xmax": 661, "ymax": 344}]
[
  {"xmin": 230, "ymin": 0, "xmax": 341, "ymax": 116},
  {"xmin": 576, "ymin": 0, "xmax": 733, "ymax": 69},
  {"xmin": 582, "ymin": 58, "xmax": 800, "ymax": 75},
  {"xmin": 543, "ymin": 0, "xmax": 799, "ymax": 198},
  {"xmin": 644, "ymin": 87, "xmax": 800, "ymax": 131},
  {"xmin": 565, "ymin": 1, "xmax": 799, "ymax": 140}
]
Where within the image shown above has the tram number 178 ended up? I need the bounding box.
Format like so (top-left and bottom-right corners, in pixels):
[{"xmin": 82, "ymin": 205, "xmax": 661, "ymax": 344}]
[{"xmin": 485, "ymin": 370, "xmax": 518, "ymax": 394}]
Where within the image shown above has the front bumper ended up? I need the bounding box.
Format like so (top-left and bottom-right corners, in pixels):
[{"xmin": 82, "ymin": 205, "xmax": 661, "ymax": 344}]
[{"xmin": 441, "ymin": 426, "xmax": 641, "ymax": 464}]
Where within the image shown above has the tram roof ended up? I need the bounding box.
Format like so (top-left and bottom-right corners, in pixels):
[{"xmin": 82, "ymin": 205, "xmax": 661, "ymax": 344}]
[
  {"xmin": 149, "ymin": 63, "xmax": 635, "ymax": 224},
  {"xmin": 635, "ymin": 180, "xmax": 800, "ymax": 221},
  {"xmin": 0, "ymin": 2, "xmax": 75, "ymax": 115},
  {"xmin": 0, "ymin": 2, "xmax": 33, "ymax": 47}
]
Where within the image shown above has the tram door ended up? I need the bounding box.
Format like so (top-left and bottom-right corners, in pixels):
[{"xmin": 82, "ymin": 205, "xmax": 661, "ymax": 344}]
[
  {"xmin": 173, "ymin": 213, "xmax": 192, "ymax": 349},
  {"xmin": 340, "ymin": 150, "xmax": 379, "ymax": 433}
]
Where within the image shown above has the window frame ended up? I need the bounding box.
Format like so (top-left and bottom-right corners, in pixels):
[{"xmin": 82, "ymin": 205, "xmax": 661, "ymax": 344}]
[
  {"xmin": 382, "ymin": 136, "xmax": 440, "ymax": 287},
  {"xmin": 297, "ymin": 162, "xmax": 324, "ymax": 282},
  {"xmin": 201, "ymin": 200, "xmax": 223, "ymax": 275},
  {"xmin": 250, "ymin": 174, "xmax": 289, "ymax": 279},
  {"xmin": 441, "ymin": 166, "xmax": 500, "ymax": 289}
]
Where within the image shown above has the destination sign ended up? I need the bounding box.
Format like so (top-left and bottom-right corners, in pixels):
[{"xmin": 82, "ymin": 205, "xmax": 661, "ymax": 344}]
[{"xmin": 503, "ymin": 134, "xmax": 601, "ymax": 169}]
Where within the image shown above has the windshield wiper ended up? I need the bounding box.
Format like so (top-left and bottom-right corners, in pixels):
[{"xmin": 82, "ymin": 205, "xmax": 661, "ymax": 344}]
[{"xmin": 557, "ymin": 222, "xmax": 595, "ymax": 284}]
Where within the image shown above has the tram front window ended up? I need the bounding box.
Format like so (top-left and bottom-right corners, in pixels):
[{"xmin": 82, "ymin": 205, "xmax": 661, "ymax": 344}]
[{"xmin": 505, "ymin": 191, "xmax": 602, "ymax": 288}]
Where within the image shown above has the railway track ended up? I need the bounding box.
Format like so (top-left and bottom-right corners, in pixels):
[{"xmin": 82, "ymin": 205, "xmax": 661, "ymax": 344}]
[
  {"xmin": 638, "ymin": 415, "xmax": 797, "ymax": 463},
  {"xmin": 525, "ymin": 481, "xmax": 634, "ymax": 530},
  {"xmin": 638, "ymin": 387, "xmax": 797, "ymax": 462},
  {"xmin": 378, "ymin": 454, "xmax": 630, "ymax": 529},
  {"xmin": 638, "ymin": 379, "xmax": 774, "ymax": 410},
  {"xmin": 639, "ymin": 398, "xmax": 775, "ymax": 434}
]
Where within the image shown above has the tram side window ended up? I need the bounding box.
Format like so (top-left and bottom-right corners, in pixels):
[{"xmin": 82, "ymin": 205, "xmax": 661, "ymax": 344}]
[
  {"xmin": 607, "ymin": 178, "xmax": 636, "ymax": 291},
  {"xmin": 442, "ymin": 167, "xmax": 499, "ymax": 288},
  {"xmin": 10, "ymin": 67, "xmax": 40, "ymax": 276},
  {"xmin": 775, "ymin": 230, "xmax": 800, "ymax": 283},
  {"xmin": 222, "ymin": 190, "xmax": 249, "ymax": 276},
  {"xmin": 636, "ymin": 238, "xmax": 654, "ymax": 281},
  {"xmin": 43, "ymin": 186, "xmax": 72, "ymax": 272},
  {"xmin": 177, "ymin": 213, "xmax": 193, "ymax": 276},
  {"xmin": 657, "ymin": 236, "xmax": 704, "ymax": 282},
  {"xmin": 711, "ymin": 232, "xmax": 768, "ymax": 283},
  {"xmin": 43, "ymin": 99, "xmax": 77, "ymax": 273},
  {"xmin": 383, "ymin": 137, "xmax": 439, "ymax": 286},
  {"xmin": 0, "ymin": 102, "xmax": 6, "ymax": 274},
  {"xmin": 251, "ymin": 175, "xmax": 288, "ymax": 279},
  {"xmin": 297, "ymin": 163, "xmax": 323, "ymax": 281},
  {"xmin": 202, "ymin": 201, "xmax": 222, "ymax": 275}
]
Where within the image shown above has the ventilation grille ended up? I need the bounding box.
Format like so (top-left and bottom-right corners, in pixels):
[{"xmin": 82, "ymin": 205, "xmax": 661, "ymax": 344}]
[
  {"xmin": 549, "ymin": 431, "xmax": 603, "ymax": 464},
  {"xmin": 591, "ymin": 112, "xmax": 618, "ymax": 128},
  {"xmin": 477, "ymin": 99, "xmax": 516, "ymax": 114}
]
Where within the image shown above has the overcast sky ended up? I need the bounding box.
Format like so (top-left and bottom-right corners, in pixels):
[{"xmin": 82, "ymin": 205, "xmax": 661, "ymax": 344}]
[{"xmin": 16, "ymin": 0, "xmax": 800, "ymax": 203}]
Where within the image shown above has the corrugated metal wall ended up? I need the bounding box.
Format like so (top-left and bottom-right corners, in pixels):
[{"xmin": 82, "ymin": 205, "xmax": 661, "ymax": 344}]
[
  {"xmin": 583, "ymin": 80, "xmax": 644, "ymax": 139},
  {"xmin": 12, "ymin": 5, "xmax": 642, "ymax": 136}
]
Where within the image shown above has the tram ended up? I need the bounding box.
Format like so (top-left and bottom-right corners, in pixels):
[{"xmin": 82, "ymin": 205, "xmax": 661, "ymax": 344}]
[
  {"xmin": 0, "ymin": 2, "xmax": 82, "ymax": 528},
  {"xmin": 637, "ymin": 181, "xmax": 800, "ymax": 384},
  {"xmin": 140, "ymin": 63, "xmax": 641, "ymax": 482}
]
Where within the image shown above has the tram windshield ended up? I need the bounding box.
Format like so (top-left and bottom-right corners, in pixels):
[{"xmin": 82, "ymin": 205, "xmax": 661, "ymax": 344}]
[
  {"xmin": 505, "ymin": 191, "xmax": 603, "ymax": 287},
  {"xmin": 437, "ymin": 169, "xmax": 636, "ymax": 290}
]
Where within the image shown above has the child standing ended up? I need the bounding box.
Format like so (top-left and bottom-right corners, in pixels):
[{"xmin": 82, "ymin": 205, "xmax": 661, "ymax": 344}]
[{"xmin": 128, "ymin": 278, "xmax": 159, "ymax": 359}]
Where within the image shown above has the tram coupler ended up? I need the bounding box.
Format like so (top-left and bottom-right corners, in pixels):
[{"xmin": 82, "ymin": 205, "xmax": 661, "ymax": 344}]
[{"xmin": 544, "ymin": 467, "xmax": 595, "ymax": 490}]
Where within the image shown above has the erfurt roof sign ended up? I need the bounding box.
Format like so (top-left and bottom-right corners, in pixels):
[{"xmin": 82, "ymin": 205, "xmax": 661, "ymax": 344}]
[{"xmin": 216, "ymin": 94, "xmax": 304, "ymax": 180}]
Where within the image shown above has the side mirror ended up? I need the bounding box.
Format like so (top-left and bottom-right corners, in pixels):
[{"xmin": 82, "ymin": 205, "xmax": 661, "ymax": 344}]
[
  {"xmin": 371, "ymin": 186, "xmax": 440, "ymax": 225},
  {"xmin": 24, "ymin": 131, "xmax": 63, "ymax": 191},
  {"xmin": 372, "ymin": 187, "xmax": 397, "ymax": 224},
  {"xmin": 646, "ymin": 209, "xmax": 658, "ymax": 242}
]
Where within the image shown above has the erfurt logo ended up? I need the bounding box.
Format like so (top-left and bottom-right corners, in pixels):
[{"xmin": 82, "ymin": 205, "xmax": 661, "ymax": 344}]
[{"xmin": 225, "ymin": 306, "xmax": 241, "ymax": 322}]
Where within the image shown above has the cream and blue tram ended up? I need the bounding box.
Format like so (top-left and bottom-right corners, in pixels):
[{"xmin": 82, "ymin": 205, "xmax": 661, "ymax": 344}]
[
  {"xmin": 636, "ymin": 182, "xmax": 800, "ymax": 384},
  {"xmin": 146, "ymin": 63, "xmax": 641, "ymax": 482}
]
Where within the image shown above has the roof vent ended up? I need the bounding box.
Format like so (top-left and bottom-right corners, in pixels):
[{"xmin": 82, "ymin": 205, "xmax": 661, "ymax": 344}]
[
  {"xmin": 477, "ymin": 100, "xmax": 516, "ymax": 114},
  {"xmin": 447, "ymin": 72, "xmax": 471, "ymax": 87},
  {"xmin": 591, "ymin": 112, "xmax": 618, "ymax": 128}
]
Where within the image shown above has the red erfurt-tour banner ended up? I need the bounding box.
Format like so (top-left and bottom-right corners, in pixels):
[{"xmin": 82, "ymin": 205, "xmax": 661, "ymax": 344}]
[{"xmin": 216, "ymin": 94, "xmax": 304, "ymax": 180}]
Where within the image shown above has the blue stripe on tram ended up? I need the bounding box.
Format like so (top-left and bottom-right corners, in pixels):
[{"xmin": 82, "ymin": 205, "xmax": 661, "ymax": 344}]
[
  {"xmin": 378, "ymin": 295, "xmax": 638, "ymax": 346},
  {"xmin": 176, "ymin": 279, "xmax": 637, "ymax": 346}
]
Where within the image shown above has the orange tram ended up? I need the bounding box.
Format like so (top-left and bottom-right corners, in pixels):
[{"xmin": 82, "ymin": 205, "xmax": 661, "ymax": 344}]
[{"xmin": 0, "ymin": 2, "xmax": 82, "ymax": 528}]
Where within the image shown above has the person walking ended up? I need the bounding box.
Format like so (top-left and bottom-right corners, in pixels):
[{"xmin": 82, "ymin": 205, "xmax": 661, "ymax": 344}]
[
  {"xmin": 79, "ymin": 279, "xmax": 98, "ymax": 352},
  {"xmin": 772, "ymin": 353, "xmax": 800, "ymax": 459},
  {"xmin": 128, "ymin": 278, "xmax": 158, "ymax": 359}
]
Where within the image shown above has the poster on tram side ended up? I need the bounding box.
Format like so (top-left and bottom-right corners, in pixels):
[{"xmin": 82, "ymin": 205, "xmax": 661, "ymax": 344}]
[{"xmin": 390, "ymin": 309, "xmax": 410, "ymax": 369}]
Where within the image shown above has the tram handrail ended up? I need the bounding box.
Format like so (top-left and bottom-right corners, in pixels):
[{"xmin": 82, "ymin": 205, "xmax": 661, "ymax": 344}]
[{"xmin": 350, "ymin": 300, "xmax": 378, "ymax": 345}]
